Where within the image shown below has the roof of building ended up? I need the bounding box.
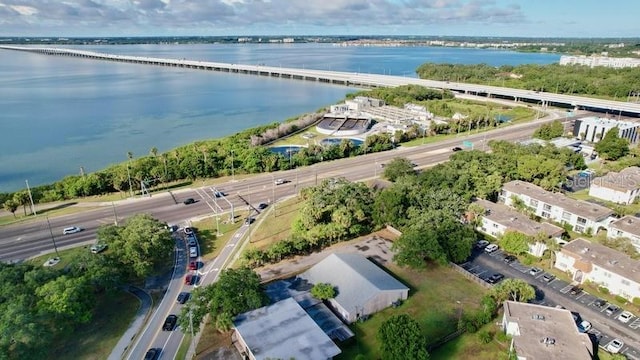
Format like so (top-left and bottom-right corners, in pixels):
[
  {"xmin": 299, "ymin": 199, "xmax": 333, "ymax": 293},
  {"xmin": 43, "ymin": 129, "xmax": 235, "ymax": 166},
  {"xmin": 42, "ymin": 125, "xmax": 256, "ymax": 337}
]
[
  {"xmin": 562, "ymin": 238, "xmax": 640, "ymax": 284},
  {"xmin": 475, "ymin": 199, "xmax": 564, "ymax": 238},
  {"xmin": 502, "ymin": 301, "xmax": 593, "ymax": 360},
  {"xmin": 503, "ymin": 180, "xmax": 614, "ymax": 221},
  {"xmin": 299, "ymin": 253, "xmax": 409, "ymax": 316},
  {"xmin": 591, "ymin": 166, "xmax": 640, "ymax": 192},
  {"xmin": 609, "ymin": 215, "xmax": 640, "ymax": 237},
  {"xmin": 577, "ymin": 116, "xmax": 640, "ymax": 130},
  {"xmin": 233, "ymin": 297, "xmax": 341, "ymax": 360}
]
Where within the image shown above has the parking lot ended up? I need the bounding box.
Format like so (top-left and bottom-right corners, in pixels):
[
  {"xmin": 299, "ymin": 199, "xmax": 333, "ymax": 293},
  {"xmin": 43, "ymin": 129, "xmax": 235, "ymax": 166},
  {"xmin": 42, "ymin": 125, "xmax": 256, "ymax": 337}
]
[{"xmin": 461, "ymin": 244, "xmax": 640, "ymax": 359}]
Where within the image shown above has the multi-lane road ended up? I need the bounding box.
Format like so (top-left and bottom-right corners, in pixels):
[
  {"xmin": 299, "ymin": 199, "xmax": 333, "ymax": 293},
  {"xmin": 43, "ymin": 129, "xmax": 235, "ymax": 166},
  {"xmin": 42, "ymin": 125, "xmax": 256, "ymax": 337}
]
[{"xmin": 0, "ymin": 114, "xmax": 561, "ymax": 263}]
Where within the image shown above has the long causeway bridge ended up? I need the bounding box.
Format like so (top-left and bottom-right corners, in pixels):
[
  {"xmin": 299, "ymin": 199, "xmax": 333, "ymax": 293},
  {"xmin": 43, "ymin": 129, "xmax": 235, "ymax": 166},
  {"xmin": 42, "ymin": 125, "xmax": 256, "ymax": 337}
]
[{"xmin": 3, "ymin": 45, "xmax": 640, "ymax": 116}]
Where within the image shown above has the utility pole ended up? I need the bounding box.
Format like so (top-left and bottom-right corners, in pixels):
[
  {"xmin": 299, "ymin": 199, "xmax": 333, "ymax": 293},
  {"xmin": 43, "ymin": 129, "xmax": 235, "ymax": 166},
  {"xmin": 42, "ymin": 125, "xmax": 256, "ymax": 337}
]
[
  {"xmin": 25, "ymin": 180, "xmax": 36, "ymax": 216},
  {"xmin": 231, "ymin": 150, "xmax": 235, "ymax": 181},
  {"xmin": 111, "ymin": 202, "xmax": 119, "ymax": 226},
  {"xmin": 126, "ymin": 152, "xmax": 134, "ymax": 198},
  {"xmin": 45, "ymin": 216, "xmax": 60, "ymax": 258}
]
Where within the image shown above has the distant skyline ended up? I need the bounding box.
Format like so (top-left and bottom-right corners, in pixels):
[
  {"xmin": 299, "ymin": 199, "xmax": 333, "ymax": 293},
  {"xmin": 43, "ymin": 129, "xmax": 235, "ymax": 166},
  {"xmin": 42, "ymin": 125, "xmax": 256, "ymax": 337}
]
[{"xmin": 0, "ymin": 0, "xmax": 637, "ymax": 38}]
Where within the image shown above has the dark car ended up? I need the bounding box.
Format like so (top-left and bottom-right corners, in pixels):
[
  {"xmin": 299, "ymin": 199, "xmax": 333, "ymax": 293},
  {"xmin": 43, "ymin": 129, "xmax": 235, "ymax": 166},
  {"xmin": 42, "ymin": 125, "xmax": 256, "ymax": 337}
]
[
  {"xmin": 594, "ymin": 298, "xmax": 607, "ymax": 307},
  {"xmin": 144, "ymin": 348, "xmax": 161, "ymax": 360},
  {"xmin": 183, "ymin": 198, "xmax": 196, "ymax": 205},
  {"xmin": 503, "ymin": 255, "xmax": 517, "ymax": 264},
  {"xmin": 452, "ymin": 147, "xmax": 463, "ymax": 152},
  {"xmin": 541, "ymin": 273, "xmax": 556, "ymax": 282},
  {"xmin": 187, "ymin": 236, "xmax": 197, "ymax": 246},
  {"xmin": 257, "ymin": 203, "xmax": 268, "ymax": 210},
  {"xmin": 185, "ymin": 274, "xmax": 198, "ymax": 286},
  {"xmin": 184, "ymin": 227, "xmax": 194, "ymax": 236},
  {"xmin": 245, "ymin": 217, "xmax": 255, "ymax": 225},
  {"xmin": 176, "ymin": 292, "xmax": 190, "ymax": 304},
  {"xmin": 163, "ymin": 315, "xmax": 177, "ymax": 331},
  {"xmin": 486, "ymin": 273, "xmax": 504, "ymax": 284},
  {"xmin": 569, "ymin": 286, "xmax": 582, "ymax": 295}
]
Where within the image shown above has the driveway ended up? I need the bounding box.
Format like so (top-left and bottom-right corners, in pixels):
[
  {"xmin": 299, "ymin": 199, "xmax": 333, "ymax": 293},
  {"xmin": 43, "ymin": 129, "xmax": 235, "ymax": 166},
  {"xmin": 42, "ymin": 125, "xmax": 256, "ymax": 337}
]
[{"xmin": 462, "ymin": 247, "xmax": 640, "ymax": 359}]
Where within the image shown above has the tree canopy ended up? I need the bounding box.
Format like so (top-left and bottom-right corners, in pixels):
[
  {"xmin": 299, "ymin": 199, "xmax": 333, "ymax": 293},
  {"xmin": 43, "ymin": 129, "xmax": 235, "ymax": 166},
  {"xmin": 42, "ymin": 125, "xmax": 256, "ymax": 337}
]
[
  {"xmin": 310, "ymin": 283, "xmax": 336, "ymax": 300},
  {"xmin": 499, "ymin": 231, "xmax": 531, "ymax": 255},
  {"xmin": 533, "ymin": 120, "xmax": 565, "ymax": 140},
  {"xmin": 382, "ymin": 157, "xmax": 417, "ymax": 182},
  {"xmin": 490, "ymin": 279, "xmax": 536, "ymax": 303},
  {"xmin": 377, "ymin": 314, "xmax": 429, "ymax": 360},
  {"xmin": 595, "ymin": 127, "xmax": 630, "ymax": 160}
]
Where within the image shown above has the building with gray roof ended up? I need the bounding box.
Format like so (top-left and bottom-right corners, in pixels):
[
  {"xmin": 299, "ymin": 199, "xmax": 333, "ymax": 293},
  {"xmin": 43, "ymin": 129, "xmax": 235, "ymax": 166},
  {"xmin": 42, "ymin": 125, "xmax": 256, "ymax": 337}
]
[
  {"xmin": 299, "ymin": 253, "xmax": 409, "ymax": 323},
  {"xmin": 233, "ymin": 297, "xmax": 341, "ymax": 360}
]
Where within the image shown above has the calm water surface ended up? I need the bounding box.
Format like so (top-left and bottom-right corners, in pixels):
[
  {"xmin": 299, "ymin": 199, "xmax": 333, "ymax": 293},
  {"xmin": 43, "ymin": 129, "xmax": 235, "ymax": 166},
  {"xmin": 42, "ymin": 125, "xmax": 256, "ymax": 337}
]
[{"xmin": 0, "ymin": 43, "xmax": 559, "ymax": 192}]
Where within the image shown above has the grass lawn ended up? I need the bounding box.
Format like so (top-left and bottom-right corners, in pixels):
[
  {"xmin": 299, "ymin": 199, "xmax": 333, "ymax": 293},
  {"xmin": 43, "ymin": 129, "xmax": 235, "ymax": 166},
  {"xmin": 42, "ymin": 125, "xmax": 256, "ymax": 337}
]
[
  {"xmin": 191, "ymin": 212, "xmax": 247, "ymax": 261},
  {"xmin": 47, "ymin": 290, "xmax": 140, "ymax": 360},
  {"xmin": 247, "ymin": 196, "xmax": 303, "ymax": 250},
  {"xmin": 27, "ymin": 245, "xmax": 93, "ymax": 267},
  {"xmin": 336, "ymin": 263, "xmax": 489, "ymax": 359},
  {"xmin": 195, "ymin": 325, "xmax": 236, "ymax": 358},
  {"xmin": 430, "ymin": 322, "xmax": 512, "ymax": 360}
]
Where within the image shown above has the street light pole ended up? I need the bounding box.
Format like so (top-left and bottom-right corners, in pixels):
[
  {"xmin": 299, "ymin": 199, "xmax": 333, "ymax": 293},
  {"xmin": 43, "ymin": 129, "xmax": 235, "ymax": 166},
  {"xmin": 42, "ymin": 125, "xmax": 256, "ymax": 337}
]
[
  {"xmin": 45, "ymin": 216, "xmax": 60, "ymax": 258},
  {"xmin": 111, "ymin": 202, "xmax": 119, "ymax": 226},
  {"xmin": 25, "ymin": 180, "xmax": 36, "ymax": 216},
  {"xmin": 231, "ymin": 150, "xmax": 235, "ymax": 181}
]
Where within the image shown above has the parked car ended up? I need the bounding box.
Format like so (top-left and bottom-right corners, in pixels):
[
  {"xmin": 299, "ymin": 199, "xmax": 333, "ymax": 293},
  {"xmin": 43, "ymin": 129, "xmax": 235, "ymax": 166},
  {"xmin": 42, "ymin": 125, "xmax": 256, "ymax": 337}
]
[
  {"xmin": 486, "ymin": 273, "xmax": 505, "ymax": 284},
  {"xmin": 144, "ymin": 348, "xmax": 161, "ymax": 360},
  {"xmin": 475, "ymin": 240, "xmax": 489, "ymax": 249},
  {"xmin": 605, "ymin": 304, "xmax": 620, "ymax": 316},
  {"xmin": 577, "ymin": 320, "xmax": 592, "ymax": 333},
  {"xmin": 183, "ymin": 198, "xmax": 196, "ymax": 205},
  {"xmin": 189, "ymin": 246, "xmax": 198, "ymax": 258},
  {"xmin": 605, "ymin": 339, "xmax": 624, "ymax": 354},
  {"xmin": 90, "ymin": 243, "xmax": 108, "ymax": 254},
  {"xmin": 176, "ymin": 292, "xmax": 190, "ymax": 304},
  {"xmin": 593, "ymin": 298, "xmax": 607, "ymax": 307},
  {"xmin": 274, "ymin": 178, "xmax": 287, "ymax": 185},
  {"xmin": 529, "ymin": 267, "xmax": 543, "ymax": 276},
  {"xmin": 618, "ymin": 311, "xmax": 634, "ymax": 323},
  {"xmin": 187, "ymin": 236, "xmax": 197, "ymax": 246},
  {"xmin": 62, "ymin": 226, "xmax": 82, "ymax": 235},
  {"xmin": 569, "ymin": 286, "xmax": 582, "ymax": 295},
  {"xmin": 541, "ymin": 273, "xmax": 556, "ymax": 282},
  {"xmin": 162, "ymin": 315, "xmax": 177, "ymax": 331},
  {"xmin": 184, "ymin": 227, "xmax": 194, "ymax": 236},
  {"xmin": 484, "ymin": 244, "xmax": 499, "ymax": 253},
  {"xmin": 503, "ymin": 255, "xmax": 517, "ymax": 264}
]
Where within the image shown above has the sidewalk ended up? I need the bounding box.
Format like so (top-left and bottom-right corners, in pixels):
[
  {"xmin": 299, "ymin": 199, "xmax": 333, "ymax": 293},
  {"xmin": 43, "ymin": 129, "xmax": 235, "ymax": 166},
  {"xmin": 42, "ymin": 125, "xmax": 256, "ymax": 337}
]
[{"xmin": 108, "ymin": 286, "xmax": 153, "ymax": 360}]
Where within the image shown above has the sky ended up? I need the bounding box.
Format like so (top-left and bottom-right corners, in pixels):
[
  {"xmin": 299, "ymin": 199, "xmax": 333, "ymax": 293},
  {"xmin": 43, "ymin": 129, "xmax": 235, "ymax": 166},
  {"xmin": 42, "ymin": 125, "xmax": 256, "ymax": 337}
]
[{"xmin": 0, "ymin": 0, "xmax": 637, "ymax": 38}]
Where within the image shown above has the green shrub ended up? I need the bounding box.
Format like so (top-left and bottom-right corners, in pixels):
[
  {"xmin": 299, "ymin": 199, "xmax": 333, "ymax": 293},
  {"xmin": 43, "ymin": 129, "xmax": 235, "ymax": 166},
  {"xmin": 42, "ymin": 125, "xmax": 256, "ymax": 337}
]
[
  {"xmin": 478, "ymin": 330, "xmax": 493, "ymax": 344},
  {"xmin": 614, "ymin": 295, "xmax": 627, "ymax": 305},
  {"xmin": 633, "ymin": 297, "xmax": 640, "ymax": 307},
  {"xmin": 495, "ymin": 331, "xmax": 510, "ymax": 343},
  {"xmin": 598, "ymin": 286, "xmax": 610, "ymax": 295}
]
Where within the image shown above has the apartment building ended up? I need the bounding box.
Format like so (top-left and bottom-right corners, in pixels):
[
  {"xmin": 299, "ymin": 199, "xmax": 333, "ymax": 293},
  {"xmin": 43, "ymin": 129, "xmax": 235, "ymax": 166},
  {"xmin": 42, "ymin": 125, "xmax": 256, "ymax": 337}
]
[
  {"xmin": 608, "ymin": 216, "xmax": 640, "ymax": 253},
  {"xmin": 589, "ymin": 167, "xmax": 640, "ymax": 205}
]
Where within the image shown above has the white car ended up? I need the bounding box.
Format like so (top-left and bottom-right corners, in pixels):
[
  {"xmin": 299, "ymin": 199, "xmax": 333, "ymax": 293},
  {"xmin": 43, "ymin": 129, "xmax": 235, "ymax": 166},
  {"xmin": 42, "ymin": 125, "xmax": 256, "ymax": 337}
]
[
  {"xmin": 62, "ymin": 226, "xmax": 82, "ymax": 235},
  {"xmin": 618, "ymin": 310, "xmax": 634, "ymax": 323},
  {"xmin": 484, "ymin": 244, "xmax": 499, "ymax": 253},
  {"xmin": 577, "ymin": 320, "xmax": 592, "ymax": 333},
  {"xmin": 274, "ymin": 178, "xmax": 287, "ymax": 185},
  {"xmin": 189, "ymin": 246, "xmax": 198, "ymax": 258},
  {"xmin": 605, "ymin": 339, "xmax": 624, "ymax": 354}
]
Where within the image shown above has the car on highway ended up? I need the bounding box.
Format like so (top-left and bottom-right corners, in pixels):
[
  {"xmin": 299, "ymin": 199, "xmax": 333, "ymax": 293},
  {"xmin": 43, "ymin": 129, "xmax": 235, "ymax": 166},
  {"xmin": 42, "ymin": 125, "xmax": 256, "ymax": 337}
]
[
  {"xmin": 258, "ymin": 203, "xmax": 268, "ymax": 210},
  {"xmin": 213, "ymin": 190, "xmax": 224, "ymax": 198},
  {"xmin": 486, "ymin": 273, "xmax": 505, "ymax": 284},
  {"xmin": 144, "ymin": 348, "xmax": 161, "ymax": 360},
  {"xmin": 188, "ymin": 261, "xmax": 198, "ymax": 270},
  {"xmin": 176, "ymin": 292, "xmax": 190, "ymax": 304},
  {"xmin": 577, "ymin": 320, "xmax": 592, "ymax": 333},
  {"xmin": 503, "ymin": 255, "xmax": 517, "ymax": 264},
  {"xmin": 605, "ymin": 339, "xmax": 624, "ymax": 354},
  {"xmin": 90, "ymin": 243, "xmax": 108, "ymax": 254},
  {"xmin": 541, "ymin": 273, "xmax": 556, "ymax": 282},
  {"xmin": 62, "ymin": 226, "xmax": 82, "ymax": 235},
  {"xmin": 452, "ymin": 147, "xmax": 463, "ymax": 152},
  {"xmin": 274, "ymin": 178, "xmax": 288, "ymax": 185},
  {"xmin": 484, "ymin": 244, "xmax": 499, "ymax": 253},
  {"xmin": 184, "ymin": 274, "xmax": 198, "ymax": 285},
  {"xmin": 183, "ymin": 198, "xmax": 196, "ymax": 205},
  {"xmin": 529, "ymin": 267, "xmax": 543, "ymax": 276},
  {"xmin": 245, "ymin": 217, "xmax": 255, "ymax": 225},
  {"xmin": 162, "ymin": 315, "xmax": 177, "ymax": 331},
  {"xmin": 618, "ymin": 310, "xmax": 634, "ymax": 323}
]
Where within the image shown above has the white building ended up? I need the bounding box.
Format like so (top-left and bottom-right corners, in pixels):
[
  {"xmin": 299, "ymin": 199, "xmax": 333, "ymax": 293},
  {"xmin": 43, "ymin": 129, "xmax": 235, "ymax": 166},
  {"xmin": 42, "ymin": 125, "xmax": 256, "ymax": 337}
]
[
  {"xmin": 555, "ymin": 238, "xmax": 640, "ymax": 300},
  {"xmin": 572, "ymin": 116, "xmax": 640, "ymax": 144},
  {"xmin": 474, "ymin": 199, "xmax": 565, "ymax": 257},
  {"xmin": 502, "ymin": 301, "xmax": 593, "ymax": 360},
  {"xmin": 608, "ymin": 215, "xmax": 640, "ymax": 253},
  {"xmin": 589, "ymin": 166, "xmax": 640, "ymax": 205},
  {"xmin": 500, "ymin": 180, "xmax": 614, "ymax": 234},
  {"xmin": 560, "ymin": 55, "xmax": 640, "ymax": 68}
]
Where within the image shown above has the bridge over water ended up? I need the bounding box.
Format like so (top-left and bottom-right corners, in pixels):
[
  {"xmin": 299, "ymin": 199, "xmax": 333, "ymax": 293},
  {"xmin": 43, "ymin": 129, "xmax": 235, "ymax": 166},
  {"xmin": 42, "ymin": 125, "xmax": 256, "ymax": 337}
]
[{"xmin": 3, "ymin": 45, "xmax": 640, "ymax": 116}]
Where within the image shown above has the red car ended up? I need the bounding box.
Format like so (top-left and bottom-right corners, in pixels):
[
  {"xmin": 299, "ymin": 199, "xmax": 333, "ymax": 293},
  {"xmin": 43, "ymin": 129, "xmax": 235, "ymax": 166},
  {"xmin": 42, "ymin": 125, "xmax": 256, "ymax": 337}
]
[{"xmin": 188, "ymin": 261, "xmax": 197, "ymax": 270}]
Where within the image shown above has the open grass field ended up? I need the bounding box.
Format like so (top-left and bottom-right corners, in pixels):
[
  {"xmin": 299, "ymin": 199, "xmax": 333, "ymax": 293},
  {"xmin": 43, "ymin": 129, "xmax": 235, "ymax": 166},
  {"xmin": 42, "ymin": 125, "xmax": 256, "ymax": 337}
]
[
  {"xmin": 336, "ymin": 263, "xmax": 489, "ymax": 359},
  {"xmin": 191, "ymin": 211, "xmax": 247, "ymax": 261},
  {"xmin": 246, "ymin": 196, "xmax": 303, "ymax": 250},
  {"xmin": 47, "ymin": 290, "xmax": 140, "ymax": 360}
]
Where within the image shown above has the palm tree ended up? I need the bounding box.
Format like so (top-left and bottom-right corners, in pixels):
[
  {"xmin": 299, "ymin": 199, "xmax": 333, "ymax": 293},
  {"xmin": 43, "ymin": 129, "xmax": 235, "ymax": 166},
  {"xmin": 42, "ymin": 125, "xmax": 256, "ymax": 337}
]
[{"xmin": 126, "ymin": 151, "xmax": 134, "ymax": 197}]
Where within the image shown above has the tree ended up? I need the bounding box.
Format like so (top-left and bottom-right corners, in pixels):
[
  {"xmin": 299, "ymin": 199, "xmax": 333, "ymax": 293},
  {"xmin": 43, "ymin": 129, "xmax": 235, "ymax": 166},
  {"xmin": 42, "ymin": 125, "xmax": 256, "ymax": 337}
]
[
  {"xmin": 377, "ymin": 314, "xmax": 429, "ymax": 360},
  {"xmin": 499, "ymin": 231, "xmax": 531, "ymax": 255},
  {"xmin": 595, "ymin": 127, "xmax": 629, "ymax": 160},
  {"xmin": 311, "ymin": 283, "xmax": 336, "ymax": 300},
  {"xmin": 36, "ymin": 275, "xmax": 94, "ymax": 325},
  {"xmin": 533, "ymin": 120, "xmax": 564, "ymax": 140},
  {"xmin": 3, "ymin": 199, "xmax": 19, "ymax": 217},
  {"xmin": 382, "ymin": 157, "xmax": 416, "ymax": 182},
  {"xmin": 490, "ymin": 278, "xmax": 536, "ymax": 303}
]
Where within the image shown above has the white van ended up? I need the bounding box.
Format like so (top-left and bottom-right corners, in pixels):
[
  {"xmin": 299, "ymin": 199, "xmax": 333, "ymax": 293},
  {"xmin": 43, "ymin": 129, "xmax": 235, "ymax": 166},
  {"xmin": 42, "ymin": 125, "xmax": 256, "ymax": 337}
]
[{"xmin": 189, "ymin": 246, "xmax": 198, "ymax": 258}]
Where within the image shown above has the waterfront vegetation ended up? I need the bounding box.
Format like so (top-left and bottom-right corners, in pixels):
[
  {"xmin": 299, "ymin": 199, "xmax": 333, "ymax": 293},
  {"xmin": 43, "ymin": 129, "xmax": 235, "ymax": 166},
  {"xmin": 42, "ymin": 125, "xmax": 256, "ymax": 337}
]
[{"xmin": 416, "ymin": 63, "xmax": 640, "ymax": 100}]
